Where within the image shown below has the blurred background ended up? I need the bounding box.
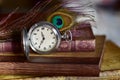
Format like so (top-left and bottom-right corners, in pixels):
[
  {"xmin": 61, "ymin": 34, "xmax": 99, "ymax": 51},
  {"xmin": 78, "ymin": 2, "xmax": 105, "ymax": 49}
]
[
  {"xmin": 0, "ymin": 0, "xmax": 120, "ymax": 47},
  {"xmin": 93, "ymin": 0, "xmax": 120, "ymax": 47}
]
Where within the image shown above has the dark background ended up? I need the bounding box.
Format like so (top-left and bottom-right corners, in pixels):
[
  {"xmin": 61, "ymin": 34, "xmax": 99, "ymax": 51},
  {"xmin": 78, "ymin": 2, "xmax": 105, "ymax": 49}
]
[{"xmin": 0, "ymin": 0, "xmax": 39, "ymax": 13}]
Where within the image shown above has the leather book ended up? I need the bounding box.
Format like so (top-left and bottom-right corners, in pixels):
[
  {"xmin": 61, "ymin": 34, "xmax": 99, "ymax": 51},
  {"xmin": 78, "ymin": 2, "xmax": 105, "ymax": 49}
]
[{"xmin": 0, "ymin": 36, "xmax": 105, "ymax": 77}]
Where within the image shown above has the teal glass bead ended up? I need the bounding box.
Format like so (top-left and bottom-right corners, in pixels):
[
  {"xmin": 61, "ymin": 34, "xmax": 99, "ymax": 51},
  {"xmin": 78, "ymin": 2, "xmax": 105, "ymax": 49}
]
[{"xmin": 52, "ymin": 16, "xmax": 64, "ymax": 29}]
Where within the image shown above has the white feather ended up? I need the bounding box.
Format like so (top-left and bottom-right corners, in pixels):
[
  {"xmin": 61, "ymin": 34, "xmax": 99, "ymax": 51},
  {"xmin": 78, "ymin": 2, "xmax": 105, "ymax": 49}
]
[{"xmin": 62, "ymin": 0, "xmax": 97, "ymax": 27}]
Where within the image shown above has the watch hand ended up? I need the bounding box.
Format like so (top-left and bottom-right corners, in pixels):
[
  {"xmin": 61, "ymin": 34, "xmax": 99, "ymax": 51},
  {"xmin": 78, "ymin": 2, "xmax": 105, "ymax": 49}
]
[
  {"xmin": 41, "ymin": 32, "xmax": 45, "ymax": 40},
  {"xmin": 39, "ymin": 38, "xmax": 45, "ymax": 48},
  {"xmin": 40, "ymin": 40, "xmax": 43, "ymax": 46},
  {"xmin": 39, "ymin": 32, "xmax": 45, "ymax": 47}
]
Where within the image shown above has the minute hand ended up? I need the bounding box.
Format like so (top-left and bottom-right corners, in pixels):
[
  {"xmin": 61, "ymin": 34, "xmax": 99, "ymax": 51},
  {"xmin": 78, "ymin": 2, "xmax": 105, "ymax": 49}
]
[{"xmin": 41, "ymin": 32, "xmax": 45, "ymax": 40}]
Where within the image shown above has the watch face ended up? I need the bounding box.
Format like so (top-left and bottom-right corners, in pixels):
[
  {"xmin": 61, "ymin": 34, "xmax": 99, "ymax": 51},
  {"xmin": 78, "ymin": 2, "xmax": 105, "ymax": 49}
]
[{"xmin": 28, "ymin": 22, "xmax": 61, "ymax": 53}]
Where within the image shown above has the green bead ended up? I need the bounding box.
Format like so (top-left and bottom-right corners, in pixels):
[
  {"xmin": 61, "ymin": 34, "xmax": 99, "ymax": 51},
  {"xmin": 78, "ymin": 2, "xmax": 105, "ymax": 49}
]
[{"xmin": 52, "ymin": 16, "xmax": 64, "ymax": 29}]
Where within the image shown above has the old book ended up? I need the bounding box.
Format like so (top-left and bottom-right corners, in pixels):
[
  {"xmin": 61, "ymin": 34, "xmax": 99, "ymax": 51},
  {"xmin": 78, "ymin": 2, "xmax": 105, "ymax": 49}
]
[
  {"xmin": 0, "ymin": 39, "xmax": 95, "ymax": 53},
  {"xmin": 57, "ymin": 39, "xmax": 95, "ymax": 52},
  {"xmin": 0, "ymin": 36, "xmax": 105, "ymax": 76},
  {"xmin": 71, "ymin": 22, "xmax": 95, "ymax": 39},
  {"xmin": 0, "ymin": 36, "xmax": 104, "ymax": 64},
  {"xmin": 58, "ymin": 23, "xmax": 96, "ymax": 52},
  {"xmin": 28, "ymin": 36, "xmax": 105, "ymax": 64},
  {"xmin": 0, "ymin": 62, "xmax": 100, "ymax": 77}
]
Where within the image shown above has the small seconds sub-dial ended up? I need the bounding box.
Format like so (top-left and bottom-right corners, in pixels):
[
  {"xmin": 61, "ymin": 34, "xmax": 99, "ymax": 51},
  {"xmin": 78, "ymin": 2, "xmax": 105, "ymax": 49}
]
[{"xmin": 30, "ymin": 25, "xmax": 57, "ymax": 52}]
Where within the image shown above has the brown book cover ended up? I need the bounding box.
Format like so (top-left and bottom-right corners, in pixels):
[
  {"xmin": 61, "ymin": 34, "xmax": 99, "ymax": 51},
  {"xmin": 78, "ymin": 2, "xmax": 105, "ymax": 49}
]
[
  {"xmin": 71, "ymin": 23, "xmax": 95, "ymax": 39},
  {"xmin": 0, "ymin": 62, "xmax": 100, "ymax": 77},
  {"xmin": 0, "ymin": 36, "xmax": 105, "ymax": 77},
  {"xmin": 28, "ymin": 36, "xmax": 105, "ymax": 64},
  {"xmin": 57, "ymin": 39, "xmax": 95, "ymax": 52},
  {"xmin": 0, "ymin": 36, "xmax": 104, "ymax": 63}
]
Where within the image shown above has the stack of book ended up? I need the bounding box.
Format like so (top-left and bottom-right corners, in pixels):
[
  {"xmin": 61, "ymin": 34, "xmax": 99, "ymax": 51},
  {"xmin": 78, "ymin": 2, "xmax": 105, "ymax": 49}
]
[{"xmin": 0, "ymin": 14, "xmax": 105, "ymax": 77}]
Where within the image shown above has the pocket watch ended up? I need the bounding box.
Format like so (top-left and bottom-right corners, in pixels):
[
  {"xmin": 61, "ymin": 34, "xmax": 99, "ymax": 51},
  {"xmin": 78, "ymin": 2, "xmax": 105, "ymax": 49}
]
[{"xmin": 22, "ymin": 21, "xmax": 72, "ymax": 60}]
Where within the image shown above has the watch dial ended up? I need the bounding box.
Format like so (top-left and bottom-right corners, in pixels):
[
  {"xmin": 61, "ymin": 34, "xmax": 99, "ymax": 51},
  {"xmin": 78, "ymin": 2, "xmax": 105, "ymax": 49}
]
[{"xmin": 30, "ymin": 24, "xmax": 57, "ymax": 52}]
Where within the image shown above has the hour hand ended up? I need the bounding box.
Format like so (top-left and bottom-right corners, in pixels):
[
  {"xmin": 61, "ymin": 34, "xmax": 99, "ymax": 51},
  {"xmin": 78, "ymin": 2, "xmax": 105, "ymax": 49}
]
[{"xmin": 39, "ymin": 39, "xmax": 44, "ymax": 47}]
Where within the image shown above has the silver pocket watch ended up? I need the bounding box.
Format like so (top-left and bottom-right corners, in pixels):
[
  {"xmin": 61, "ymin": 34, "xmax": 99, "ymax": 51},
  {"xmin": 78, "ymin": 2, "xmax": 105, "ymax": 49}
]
[{"xmin": 22, "ymin": 21, "xmax": 72, "ymax": 60}]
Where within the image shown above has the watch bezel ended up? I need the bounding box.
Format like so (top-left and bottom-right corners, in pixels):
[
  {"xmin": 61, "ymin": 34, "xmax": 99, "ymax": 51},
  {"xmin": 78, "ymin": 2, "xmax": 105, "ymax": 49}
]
[{"xmin": 28, "ymin": 21, "xmax": 61, "ymax": 54}]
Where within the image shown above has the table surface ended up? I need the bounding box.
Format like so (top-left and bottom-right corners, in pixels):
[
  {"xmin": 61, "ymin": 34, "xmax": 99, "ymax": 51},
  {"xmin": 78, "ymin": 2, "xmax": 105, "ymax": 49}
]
[{"xmin": 101, "ymin": 41, "xmax": 120, "ymax": 71}]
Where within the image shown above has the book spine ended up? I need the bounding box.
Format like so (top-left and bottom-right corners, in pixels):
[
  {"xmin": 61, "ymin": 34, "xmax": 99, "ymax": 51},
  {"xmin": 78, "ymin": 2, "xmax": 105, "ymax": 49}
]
[
  {"xmin": 57, "ymin": 23, "xmax": 96, "ymax": 52},
  {"xmin": 0, "ymin": 41, "xmax": 22, "ymax": 52},
  {"xmin": 0, "ymin": 39, "xmax": 95, "ymax": 52},
  {"xmin": 57, "ymin": 39, "xmax": 95, "ymax": 52}
]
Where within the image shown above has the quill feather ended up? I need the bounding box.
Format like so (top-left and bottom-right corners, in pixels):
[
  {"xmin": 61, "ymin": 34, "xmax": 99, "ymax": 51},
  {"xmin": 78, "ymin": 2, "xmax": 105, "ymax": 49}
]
[{"xmin": 0, "ymin": 0, "xmax": 63, "ymax": 39}]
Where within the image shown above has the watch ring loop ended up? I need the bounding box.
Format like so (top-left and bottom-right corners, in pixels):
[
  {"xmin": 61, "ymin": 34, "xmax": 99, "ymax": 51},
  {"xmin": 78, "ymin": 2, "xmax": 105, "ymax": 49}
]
[{"xmin": 62, "ymin": 30, "xmax": 72, "ymax": 42}]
